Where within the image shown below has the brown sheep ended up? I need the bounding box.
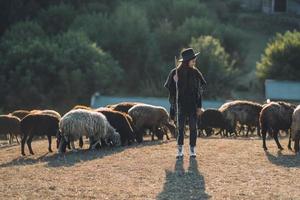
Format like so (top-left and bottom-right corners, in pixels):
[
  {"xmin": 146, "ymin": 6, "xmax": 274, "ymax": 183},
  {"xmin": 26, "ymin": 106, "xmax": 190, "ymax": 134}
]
[
  {"xmin": 0, "ymin": 115, "xmax": 22, "ymax": 144},
  {"xmin": 260, "ymin": 101, "xmax": 295, "ymax": 151},
  {"xmin": 10, "ymin": 110, "xmax": 30, "ymax": 119},
  {"xmin": 20, "ymin": 113, "xmax": 60, "ymax": 156}
]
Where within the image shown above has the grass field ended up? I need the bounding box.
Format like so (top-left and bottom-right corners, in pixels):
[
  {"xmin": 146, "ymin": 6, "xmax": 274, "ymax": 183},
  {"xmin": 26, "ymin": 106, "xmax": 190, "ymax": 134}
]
[{"xmin": 0, "ymin": 135, "xmax": 299, "ymax": 200}]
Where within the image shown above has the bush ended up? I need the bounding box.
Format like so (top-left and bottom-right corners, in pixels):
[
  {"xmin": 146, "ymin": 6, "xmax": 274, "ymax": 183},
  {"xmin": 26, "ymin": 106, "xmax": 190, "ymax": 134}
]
[
  {"xmin": 257, "ymin": 30, "xmax": 300, "ymax": 81},
  {"xmin": 189, "ymin": 36, "xmax": 237, "ymax": 99},
  {"xmin": 0, "ymin": 22, "xmax": 123, "ymax": 111}
]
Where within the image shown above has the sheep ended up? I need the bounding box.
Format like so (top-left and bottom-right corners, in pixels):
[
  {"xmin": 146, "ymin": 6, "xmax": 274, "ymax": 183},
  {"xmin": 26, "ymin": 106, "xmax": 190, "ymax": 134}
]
[
  {"xmin": 219, "ymin": 100, "xmax": 263, "ymax": 137},
  {"xmin": 197, "ymin": 109, "xmax": 228, "ymax": 137},
  {"xmin": 128, "ymin": 104, "xmax": 175, "ymax": 142},
  {"xmin": 30, "ymin": 109, "xmax": 62, "ymax": 120},
  {"xmin": 58, "ymin": 109, "xmax": 121, "ymax": 153},
  {"xmin": 95, "ymin": 108, "xmax": 136, "ymax": 146},
  {"xmin": 72, "ymin": 105, "xmax": 92, "ymax": 110},
  {"xmin": 10, "ymin": 110, "xmax": 30, "ymax": 119},
  {"xmin": 109, "ymin": 102, "xmax": 142, "ymax": 113},
  {"xmin": 20, "ymin": 113, "xmax": 60, "ymax": 156},
  {"xmin": 0, "ymin": 115, "xmax": 22, "ymax": 144},
  {"xmin": 290, "ymin": 105, "xmax": 300, "ymax": 153},
  {"xmin": 260, "ymin": 101, "xmax": 295, "ymax": 151}
]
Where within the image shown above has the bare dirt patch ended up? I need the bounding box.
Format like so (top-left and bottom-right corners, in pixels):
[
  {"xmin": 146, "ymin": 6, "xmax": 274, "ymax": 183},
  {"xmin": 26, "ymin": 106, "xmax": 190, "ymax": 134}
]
[{"xmin": 0, "ymin": 136, "xmax": 299, "ymax": 200}]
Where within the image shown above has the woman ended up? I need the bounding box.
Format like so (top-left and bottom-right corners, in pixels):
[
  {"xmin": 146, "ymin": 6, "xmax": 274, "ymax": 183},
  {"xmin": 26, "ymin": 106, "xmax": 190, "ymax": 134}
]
[{"xmin": 164, "ymin": 48, "xmax": 206, "ymax": 158}]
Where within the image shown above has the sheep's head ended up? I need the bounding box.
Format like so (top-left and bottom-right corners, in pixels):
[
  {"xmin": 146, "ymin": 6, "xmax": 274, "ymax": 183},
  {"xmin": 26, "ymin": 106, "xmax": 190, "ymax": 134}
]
[
  {"xmin": 57, "ymin": 131, "xmax": 68, "ymax": 154},
  {"xmin": 106, "ymin": 125, "xmax": 121, "ymax": 146}
]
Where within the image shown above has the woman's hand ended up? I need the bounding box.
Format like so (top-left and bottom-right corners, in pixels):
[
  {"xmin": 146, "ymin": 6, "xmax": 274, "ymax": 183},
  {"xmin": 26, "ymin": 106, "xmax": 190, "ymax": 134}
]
[
  {"xmin": 173, "ymin": 74, "xmax": 178, "ymax": 82},
  {"xmin": 196, "ymin": 108, "xmax": 203, "ymax": 116}
]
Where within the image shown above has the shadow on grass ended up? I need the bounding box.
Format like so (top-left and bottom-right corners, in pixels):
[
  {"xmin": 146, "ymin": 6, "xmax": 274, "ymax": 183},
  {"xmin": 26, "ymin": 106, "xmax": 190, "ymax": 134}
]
[
  {"xmin": 157, "ymin": 158, "xmax": 211, "ymax": 200},
  {"xmin": 265, "ymin": 150, "xmax": 300, "ymax": 168},
  {"xmin": 0, "ymin": 139, "xmax": 168, "ymax": 168}
]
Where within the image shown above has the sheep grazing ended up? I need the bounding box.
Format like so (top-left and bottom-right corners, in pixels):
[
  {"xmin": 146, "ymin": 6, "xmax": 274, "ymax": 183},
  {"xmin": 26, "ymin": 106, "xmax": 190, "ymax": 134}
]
[
  {"xmin": 58, "ymin": 109, "xmax": 121, "ymax": 153},
  {"xmin": 197, "ymin": 109, "xmax": 227, "ymax": 137},
  {"xmin": 95, "ymin": 108, "xmax": 136, "ymax": 146},
  {"xmin": 109, "ymin": 102, "xmax": 142, "ymax": 113},
  {"xmin": 10, "ymin": 110, "xmax": 30, "ymax": 119},
  {"xmin": 20, "ymin": 113, "xmax": 60, "ymax": 156},
  {"xmin": 260, "ymin": 101, "xmax": 295, "ymax": 151},
  {"xmin": 219, "ymin": 100, "xmax": 263, "ymax": 137},
  {"xmin": 128, "ymin": 104, "xmax": 175, "ymax": 142},
  {"xmin": 290, "ymin": 105, "xmax": 300, "ymax": 153},
  {"xmin": 0, "ymin": 115, "xmax": 22, "ymax": 144}
]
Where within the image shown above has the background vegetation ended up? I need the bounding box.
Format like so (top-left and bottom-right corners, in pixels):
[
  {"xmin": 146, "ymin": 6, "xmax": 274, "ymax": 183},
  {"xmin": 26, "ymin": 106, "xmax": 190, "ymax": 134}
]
[{"xmin": 0, "ymin": 0, "xmax": 299, "ymax": 112}]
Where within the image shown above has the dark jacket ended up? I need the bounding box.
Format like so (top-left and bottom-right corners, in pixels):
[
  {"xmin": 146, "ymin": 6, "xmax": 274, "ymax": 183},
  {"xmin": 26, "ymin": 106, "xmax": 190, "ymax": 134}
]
[{"xmin": 164, "ymin": 66, "xmax": 206, "ymax": 114}]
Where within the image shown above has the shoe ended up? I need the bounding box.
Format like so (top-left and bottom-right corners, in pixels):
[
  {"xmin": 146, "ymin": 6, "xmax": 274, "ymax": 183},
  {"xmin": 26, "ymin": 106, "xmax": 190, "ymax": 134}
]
[
  {"xmin": 190, "ymin": 146, "xmax": 196, "ymax": 158},
  {"xmin": 176, "ymin": 145, "xmax": 184, "ymax": 159}
]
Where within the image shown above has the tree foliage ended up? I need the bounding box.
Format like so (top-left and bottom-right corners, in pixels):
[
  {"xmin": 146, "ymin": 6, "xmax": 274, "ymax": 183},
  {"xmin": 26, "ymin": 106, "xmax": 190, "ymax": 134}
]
[
  {"xmin": 0, "ymin": 22, "xmax": 122, "ymax": 112},
  {"xmin": 190, "ymin": 36, "xmax": 236, "ymax": 99},
  {"xmin": 0, "ymin": 0, "xmax": 256, "ymax": 111},
  {"xmin": 257, "ymin": 30, "xmax": 300, "ymax": 81}
]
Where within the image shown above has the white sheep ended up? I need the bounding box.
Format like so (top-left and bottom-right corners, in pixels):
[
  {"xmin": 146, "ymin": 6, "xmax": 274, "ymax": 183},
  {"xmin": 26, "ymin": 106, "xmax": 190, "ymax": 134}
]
[{"xmin": 58, "ymin": 109, "xmax": 120, "ymax": 153}]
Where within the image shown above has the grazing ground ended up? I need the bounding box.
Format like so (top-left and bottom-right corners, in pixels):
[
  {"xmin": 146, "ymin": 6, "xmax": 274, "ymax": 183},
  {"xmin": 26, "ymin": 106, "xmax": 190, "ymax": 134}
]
[{"xmin": 0, "ymin": 135, "xmax": 299, "ymax": 200}]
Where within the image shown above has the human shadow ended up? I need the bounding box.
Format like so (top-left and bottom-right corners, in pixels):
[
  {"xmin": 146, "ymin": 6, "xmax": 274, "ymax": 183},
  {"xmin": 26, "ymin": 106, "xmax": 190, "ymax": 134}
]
[
  {"xmin": 0, "ymin": 139, "xmax": 168, "ymax": 168},
  {"xmin": 157, "ymin": 158, "xmax": 211, "ymax": 200},
  {"xmin": 264, "ymin": 150, "xmax": 300, "ymax": 168}
]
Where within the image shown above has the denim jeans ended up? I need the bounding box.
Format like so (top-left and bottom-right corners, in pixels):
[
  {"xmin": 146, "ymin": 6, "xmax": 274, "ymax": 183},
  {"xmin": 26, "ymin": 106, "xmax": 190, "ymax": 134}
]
[{"xmin": 177, "ymin": 111, "xmax": 197, "ymax": 147}]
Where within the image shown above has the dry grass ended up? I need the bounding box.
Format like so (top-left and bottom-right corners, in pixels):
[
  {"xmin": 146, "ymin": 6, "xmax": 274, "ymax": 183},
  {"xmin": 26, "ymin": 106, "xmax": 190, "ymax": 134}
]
[{"xmin": 0, "ymin": 135, "xmax": 299, "ymax": 200}]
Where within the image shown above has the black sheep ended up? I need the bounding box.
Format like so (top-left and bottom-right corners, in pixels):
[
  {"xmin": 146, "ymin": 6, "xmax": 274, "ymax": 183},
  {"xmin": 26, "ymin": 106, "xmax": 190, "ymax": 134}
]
[
  {"xmin": 95, "ymin": 108, "xmax": 136, "ymax": 146},
  {"xmin": 197, "ymin": 109, "xmax": 228, "ymax": 136},
  {"xmin": 20, "ymin": 113, "xmax": 60, "ymax": 156}
]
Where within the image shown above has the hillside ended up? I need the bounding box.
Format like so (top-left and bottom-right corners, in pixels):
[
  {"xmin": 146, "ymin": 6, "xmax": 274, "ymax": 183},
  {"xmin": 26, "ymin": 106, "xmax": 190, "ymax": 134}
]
[{"xmin": 0, "ymin": 136, "xmax": 299, "ymax": 199}]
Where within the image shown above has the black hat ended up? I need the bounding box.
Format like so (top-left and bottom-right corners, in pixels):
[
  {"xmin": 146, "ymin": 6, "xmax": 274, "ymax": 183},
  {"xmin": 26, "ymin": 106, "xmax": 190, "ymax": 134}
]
[{"xmin": 179, "ymin": 48, "xmax": 200, "ymax": 62}]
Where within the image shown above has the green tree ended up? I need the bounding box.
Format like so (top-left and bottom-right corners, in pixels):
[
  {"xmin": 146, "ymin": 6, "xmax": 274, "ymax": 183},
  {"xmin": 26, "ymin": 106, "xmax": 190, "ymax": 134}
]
[
  {"xmin": 257, "ymin": 30, "xmax": 300, "ymax": 81},
  {"xmin": 189, "ymin": 36, "xmax": 236, "ymax": 99},
  {"xmin": 0, "ymin": 22, "xmax": 123, "ymax": 112}
]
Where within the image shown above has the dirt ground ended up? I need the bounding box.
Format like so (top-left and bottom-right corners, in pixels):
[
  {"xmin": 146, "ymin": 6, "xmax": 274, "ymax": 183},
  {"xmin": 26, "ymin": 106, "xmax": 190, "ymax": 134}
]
[{"xmin": 0, "ymin": 135, "xmax": 299, "ymax": 200}]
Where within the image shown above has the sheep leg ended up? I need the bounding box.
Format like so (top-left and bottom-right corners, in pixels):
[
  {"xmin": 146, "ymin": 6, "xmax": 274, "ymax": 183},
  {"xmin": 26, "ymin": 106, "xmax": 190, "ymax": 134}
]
[
  {"xmin": 288, "ymin": 131, "xmax": 292, "ymax": 150},
  {"xmin": 151, "ymin": 128, "xmax": 155, "ymax": 141},
  {"xmin": 273, "ymin": 130, "xmax": 283, "ymax": 150},
  {"xmin": 15, "ymin": 135, "xmax": 20, "ymax": 144},
  {"xmin": 27, "ymin": 135, "xmax": 34, "ymax": 155},
  {"xmin": 8, "ymin": 133, "xmax": 13, "ymax": 144},
  {"xmin": 70, "ymin": 141, "xmax": 76, "ymax": 151},
  {"xmin": 164, "ymin": 127, "xmax": 170, "ymax": 140},
  {"xmin": 21, "ymin": 135, "xmax": 27, "ymax": 156},
  {"xmin": 262, "ymin": 129, "xmax": 268, "ymax": 151},
  {"xmin": 294, "ymin": 137, "xmax": 299, "ymax": 153},
  {"xmin": 79, "ymin": 137, "xmax": 83, "ymax": 148},
  {"xmin": 257, "ymin": 123, "xmax": 261, "ymax": 137},
  {"xmin": 47, "ymin": 135, "xmax": 53, "ymax": 152}
]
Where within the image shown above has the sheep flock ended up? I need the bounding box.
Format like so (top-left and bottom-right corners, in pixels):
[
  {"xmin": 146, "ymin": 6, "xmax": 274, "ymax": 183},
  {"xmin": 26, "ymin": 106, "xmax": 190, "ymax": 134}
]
[{"xmin": 0, "ymin": 100, "xmax": 300, "ymax": 156}]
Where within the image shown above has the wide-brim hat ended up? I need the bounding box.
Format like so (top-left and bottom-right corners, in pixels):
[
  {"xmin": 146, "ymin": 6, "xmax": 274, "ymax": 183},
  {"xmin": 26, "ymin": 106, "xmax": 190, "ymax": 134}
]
[{"xmin": 178, "ymin": 48, "xmax": 200, "ymax": 62}]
